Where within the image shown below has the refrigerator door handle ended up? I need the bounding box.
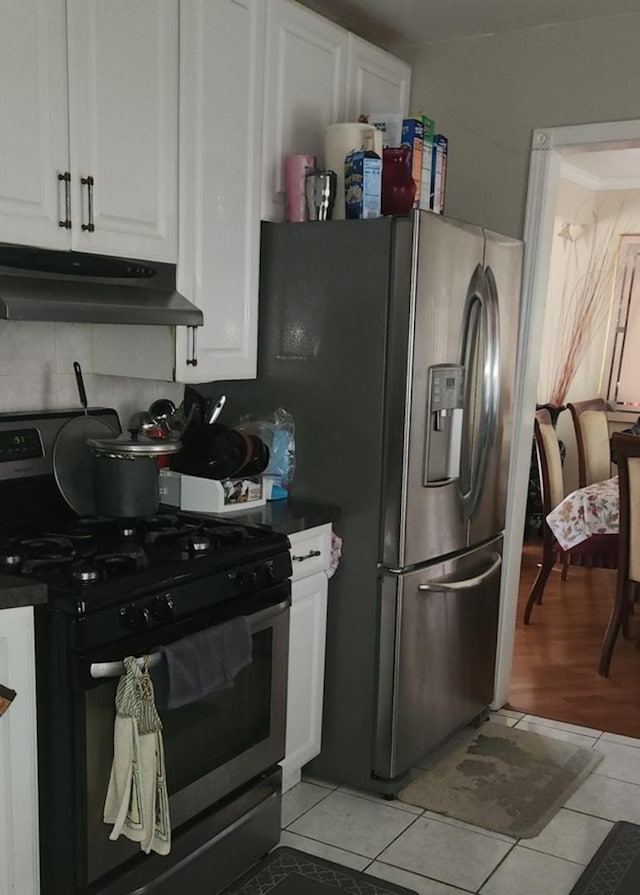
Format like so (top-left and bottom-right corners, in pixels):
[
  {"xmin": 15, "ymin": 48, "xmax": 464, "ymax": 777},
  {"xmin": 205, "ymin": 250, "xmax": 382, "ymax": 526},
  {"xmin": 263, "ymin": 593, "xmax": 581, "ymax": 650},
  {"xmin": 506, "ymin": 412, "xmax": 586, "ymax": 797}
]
[
  {"xmin": 418, "ymin": 552, "xmax": 501, "ymax": 592},
  {"xmin": 485, "ymin": 263, "xmax": 502, "ymax": 420},
  {"xmin": 459, "ymin": 264, "xmax": 500, "ymax": 519},
  {"xmin": 474, "ymin": 263, "xmax": 501, "ymax": 503}
]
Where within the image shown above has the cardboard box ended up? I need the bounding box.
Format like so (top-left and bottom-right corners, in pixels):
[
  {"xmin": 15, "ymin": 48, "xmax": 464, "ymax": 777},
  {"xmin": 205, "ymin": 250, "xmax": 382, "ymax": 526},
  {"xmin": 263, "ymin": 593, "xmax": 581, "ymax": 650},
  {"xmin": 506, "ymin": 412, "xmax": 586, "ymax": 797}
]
[
  {"xmin": 368, "ymin": 111, "xmax": 404, "ymax": 148},
  {"xmin": 430, "ymin": 134, "xmax": 448, "ymax": 214},
  {"xmin": 401, "ymin": 118, "xmax": 424, "ymax": 208},
  {"xmin": 344, "ymin": 149, "xmax": 382, "ymax": 219},
  {"xmin": 419, "ymin": 115, "xmax": 436, "ymax": 211}
]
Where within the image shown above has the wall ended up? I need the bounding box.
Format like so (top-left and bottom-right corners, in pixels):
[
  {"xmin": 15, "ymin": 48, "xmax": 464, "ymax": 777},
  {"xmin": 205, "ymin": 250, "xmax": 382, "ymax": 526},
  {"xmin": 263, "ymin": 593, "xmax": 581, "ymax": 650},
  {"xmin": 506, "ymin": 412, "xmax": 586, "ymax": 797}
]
[
  {"xmin": 538, "ymin": 180, "xmax": 640, "ymax": 491},
  {"xmin": 401, "ymin": 13, "xmax": 640, "ymax": 238},
  {"xmin": 0, "ymin": 321, "xmax": 183, "ymax": 426}
]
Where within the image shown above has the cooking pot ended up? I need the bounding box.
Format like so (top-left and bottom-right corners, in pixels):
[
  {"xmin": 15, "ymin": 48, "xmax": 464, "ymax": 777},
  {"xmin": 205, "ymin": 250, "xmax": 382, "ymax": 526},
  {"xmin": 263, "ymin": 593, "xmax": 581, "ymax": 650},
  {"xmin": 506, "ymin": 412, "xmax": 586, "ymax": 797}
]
[
  {"xmin": 88, "ymin": 430, "xmax": 182, "ymax": 517},
  {"xmin": 172, "ymin": 423, "xmax": 269, "ymax": 480}
]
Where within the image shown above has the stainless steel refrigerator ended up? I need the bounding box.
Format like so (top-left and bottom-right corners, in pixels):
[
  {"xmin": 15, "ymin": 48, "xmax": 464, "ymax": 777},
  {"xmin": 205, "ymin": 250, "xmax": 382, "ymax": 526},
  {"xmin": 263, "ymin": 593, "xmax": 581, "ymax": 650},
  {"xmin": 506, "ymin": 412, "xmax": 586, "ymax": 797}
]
[{"xmin": 215, "ymin": 210, "xmax": 522, "ymax": 795}]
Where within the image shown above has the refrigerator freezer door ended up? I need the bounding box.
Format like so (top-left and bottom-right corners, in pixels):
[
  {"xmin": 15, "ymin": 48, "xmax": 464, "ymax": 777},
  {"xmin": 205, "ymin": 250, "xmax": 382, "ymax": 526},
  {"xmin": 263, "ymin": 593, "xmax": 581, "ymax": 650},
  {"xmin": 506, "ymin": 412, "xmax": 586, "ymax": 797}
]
[
  {"xmin": 374, "ymin": 536, "xmax": 502, "ymax": 783},
  {"xmin": 382, "ymin": 212, "xmax": 485, "ymax": 569}
]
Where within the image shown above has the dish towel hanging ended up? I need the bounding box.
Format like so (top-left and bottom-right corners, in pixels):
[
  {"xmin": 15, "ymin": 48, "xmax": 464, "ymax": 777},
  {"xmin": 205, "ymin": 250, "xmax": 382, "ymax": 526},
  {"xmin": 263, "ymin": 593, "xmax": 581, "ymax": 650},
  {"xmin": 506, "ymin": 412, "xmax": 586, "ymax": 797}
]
[
  {"xmin": 152, "ymin": 616, "xmax": 252, "ymax": 711},
  {"xmin": 103, "ymin": 656, "xmax": 171, "ymax": 855}
]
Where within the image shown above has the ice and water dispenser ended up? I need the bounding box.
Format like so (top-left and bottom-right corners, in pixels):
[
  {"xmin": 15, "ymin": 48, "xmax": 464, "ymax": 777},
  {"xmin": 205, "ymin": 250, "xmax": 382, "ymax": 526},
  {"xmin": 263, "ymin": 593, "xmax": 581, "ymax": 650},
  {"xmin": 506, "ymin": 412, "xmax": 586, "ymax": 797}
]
[{"xmin": 423, "ymin": 364, "xmax": 465, "ymax": 484}]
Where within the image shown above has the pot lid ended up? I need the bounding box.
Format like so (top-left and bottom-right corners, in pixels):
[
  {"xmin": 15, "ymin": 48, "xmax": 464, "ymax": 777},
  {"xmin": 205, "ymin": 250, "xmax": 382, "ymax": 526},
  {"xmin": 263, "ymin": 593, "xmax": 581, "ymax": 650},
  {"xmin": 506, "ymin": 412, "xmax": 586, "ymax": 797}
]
[{"xmin": 87, "ymin": 431, "xmax": 182, "ymax": 457}]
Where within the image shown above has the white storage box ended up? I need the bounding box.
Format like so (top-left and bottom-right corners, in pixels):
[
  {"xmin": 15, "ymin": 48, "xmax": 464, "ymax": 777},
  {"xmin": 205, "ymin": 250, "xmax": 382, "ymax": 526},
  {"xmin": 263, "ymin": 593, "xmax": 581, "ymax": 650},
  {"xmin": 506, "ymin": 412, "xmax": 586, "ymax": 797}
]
[{"xmin": 159, "ymin": 469, "xmax": 266, "ymax": 513}]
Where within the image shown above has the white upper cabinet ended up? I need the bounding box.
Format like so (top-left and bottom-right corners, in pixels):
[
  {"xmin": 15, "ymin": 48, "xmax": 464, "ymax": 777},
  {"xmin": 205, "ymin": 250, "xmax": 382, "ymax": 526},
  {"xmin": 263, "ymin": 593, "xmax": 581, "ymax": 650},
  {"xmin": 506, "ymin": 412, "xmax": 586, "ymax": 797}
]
[
  {"xmin": 0, "ymin": 0, "xmax": 178, "ymax": 262},
  {"xmin": 66, "ymin": 0, "xmax": 178, "ymax": 261},
  {"xmin": 176, "ymin": 0, "xmax": 265, "ymax": 382},
  {"xmin": 90, "ymin": 0, "xmax": 412, "ymax": 383},
  {"xmin": 345, "ymin": 35, "xmax": 411, "ymax": 121},
  {"xmin": 262, "ymin": 0, "xmax": 348, "ymax": 221},
  {"xmin": 0, "ymin": 0, "xmax": 69, "ymax": 250}
]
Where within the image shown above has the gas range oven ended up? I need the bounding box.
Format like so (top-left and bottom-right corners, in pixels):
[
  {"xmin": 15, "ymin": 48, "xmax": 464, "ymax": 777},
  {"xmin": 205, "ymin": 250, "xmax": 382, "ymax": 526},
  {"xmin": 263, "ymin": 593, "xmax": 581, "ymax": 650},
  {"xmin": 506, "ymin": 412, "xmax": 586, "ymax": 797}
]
[{"xmin": 0, "ymin": 410, "xmax": 291, "ymax": 895}]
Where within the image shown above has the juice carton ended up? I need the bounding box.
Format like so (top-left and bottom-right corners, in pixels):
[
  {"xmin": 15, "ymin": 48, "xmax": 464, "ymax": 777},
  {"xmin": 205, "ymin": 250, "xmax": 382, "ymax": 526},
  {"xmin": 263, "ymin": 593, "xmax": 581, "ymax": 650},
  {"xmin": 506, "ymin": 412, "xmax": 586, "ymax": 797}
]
[
  {"xmin": 419, "ymin": 115, "xmax": 436, "ymax": 211},
  {"xmin": 401, "ymin": 118, "xmax": 424, "ymax": 208},
  {"xmin": 344, "ymin": 147, "xmax": 382, "ymax": 219}
]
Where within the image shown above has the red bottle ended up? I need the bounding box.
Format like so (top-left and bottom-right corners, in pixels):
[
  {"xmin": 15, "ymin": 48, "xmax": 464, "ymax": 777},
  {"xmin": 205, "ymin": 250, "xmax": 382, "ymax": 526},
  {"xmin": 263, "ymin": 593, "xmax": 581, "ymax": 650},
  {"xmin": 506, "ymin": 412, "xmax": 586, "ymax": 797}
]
[{"xmin": 381, "ymin": 147, "xmax": 416, "ymax": 215}]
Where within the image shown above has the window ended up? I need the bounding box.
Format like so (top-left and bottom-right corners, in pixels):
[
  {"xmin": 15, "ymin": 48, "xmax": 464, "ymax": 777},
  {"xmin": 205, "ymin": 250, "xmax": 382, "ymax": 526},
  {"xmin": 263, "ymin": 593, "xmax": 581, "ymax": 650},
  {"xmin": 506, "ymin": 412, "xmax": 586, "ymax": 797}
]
[{"xmin": 606, "ymin": 235, "xmax": 640, "ymax": 410}]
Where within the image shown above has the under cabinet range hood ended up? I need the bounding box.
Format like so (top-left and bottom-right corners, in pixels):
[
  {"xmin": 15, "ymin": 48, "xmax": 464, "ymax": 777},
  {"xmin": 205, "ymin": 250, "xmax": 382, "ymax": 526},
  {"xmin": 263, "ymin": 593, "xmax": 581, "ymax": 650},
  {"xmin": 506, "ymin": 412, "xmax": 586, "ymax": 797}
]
[{"xmin": 0, "ymin": 244, "xmax": 203, "ymax": 326}]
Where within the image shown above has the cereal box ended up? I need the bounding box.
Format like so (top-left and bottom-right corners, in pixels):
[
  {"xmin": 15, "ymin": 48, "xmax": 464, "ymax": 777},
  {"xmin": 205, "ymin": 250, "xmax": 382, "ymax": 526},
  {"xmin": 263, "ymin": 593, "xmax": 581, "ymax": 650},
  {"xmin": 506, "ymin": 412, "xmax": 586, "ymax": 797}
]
[
  {"xmin": 430, "ymin": 134, "xmax": 448, "ymax": 214},
  {"xmin": 344, "ymin": 149, "xmax": 382, "ymax": 219},
  {"xmin": 419, "ymin": 115, "xmax": 436, "ymax": 211},
  {"xmin": 401, "ymin": 118, "xmax": 424, "ymax": 208}
]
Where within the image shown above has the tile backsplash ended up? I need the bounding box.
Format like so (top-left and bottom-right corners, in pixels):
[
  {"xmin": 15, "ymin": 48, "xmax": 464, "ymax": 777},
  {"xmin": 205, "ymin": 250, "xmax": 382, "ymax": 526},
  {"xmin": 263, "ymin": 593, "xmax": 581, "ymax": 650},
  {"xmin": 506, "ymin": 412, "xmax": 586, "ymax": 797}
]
[{"xmin": 0, "ymin": 321, "xmax": 183, "ymax": 427}]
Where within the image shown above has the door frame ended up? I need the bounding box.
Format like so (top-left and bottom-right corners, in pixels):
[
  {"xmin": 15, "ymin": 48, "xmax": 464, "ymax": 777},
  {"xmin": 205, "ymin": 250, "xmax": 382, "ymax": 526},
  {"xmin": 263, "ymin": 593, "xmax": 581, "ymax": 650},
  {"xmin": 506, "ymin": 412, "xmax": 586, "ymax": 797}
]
[{"xmin": 494, "ymin": 118, "xmax": 640, "ymax": 707}]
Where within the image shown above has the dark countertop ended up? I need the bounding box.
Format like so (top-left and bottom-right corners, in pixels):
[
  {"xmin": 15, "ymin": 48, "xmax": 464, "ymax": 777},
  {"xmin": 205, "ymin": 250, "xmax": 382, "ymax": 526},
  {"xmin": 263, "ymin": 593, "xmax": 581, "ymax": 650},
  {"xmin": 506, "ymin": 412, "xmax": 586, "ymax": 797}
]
[
  {"xmin": 216, "ymin": 499, "xmax": 338, "ymax": 535},
  {"xmin": 0, "ymin": 573, "xmax": 47, "ymax": 610}
]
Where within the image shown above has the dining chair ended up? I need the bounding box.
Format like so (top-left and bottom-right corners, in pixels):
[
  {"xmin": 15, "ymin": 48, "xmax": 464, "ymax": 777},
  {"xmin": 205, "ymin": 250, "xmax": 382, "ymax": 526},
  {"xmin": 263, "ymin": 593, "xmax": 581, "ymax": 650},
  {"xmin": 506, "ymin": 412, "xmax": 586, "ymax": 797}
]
[
  {"xmin": 599, "ymin": 432, "xmax": 640, "ymax": 676},
  {"xmin": 566, "ymin": 398, "xmax": 612, "ymax": 487},
  {"xmin": 523, "ymin": 408, "xmax": 618, "ymax": 625}
]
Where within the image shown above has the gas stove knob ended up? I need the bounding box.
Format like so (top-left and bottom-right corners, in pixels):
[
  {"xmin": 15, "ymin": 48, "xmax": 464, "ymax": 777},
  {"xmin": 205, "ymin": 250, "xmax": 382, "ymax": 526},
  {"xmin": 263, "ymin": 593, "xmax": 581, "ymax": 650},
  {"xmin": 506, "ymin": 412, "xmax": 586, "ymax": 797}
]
[
  {"xmin": 239, "ymin": 568, "xmax": 260, "ymax": 590},
  {"xmin": 120, "ymin": 604, "xmax": 152, "ymax": 631},
  {"xmin": 150, "ymin": 593, "xmax": 175, "ymax": 622}
]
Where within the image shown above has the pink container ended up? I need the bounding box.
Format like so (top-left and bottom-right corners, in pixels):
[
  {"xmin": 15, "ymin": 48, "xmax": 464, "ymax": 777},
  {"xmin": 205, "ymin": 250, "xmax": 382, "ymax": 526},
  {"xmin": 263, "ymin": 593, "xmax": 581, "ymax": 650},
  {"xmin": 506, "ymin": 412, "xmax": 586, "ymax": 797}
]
[{"xmin": 284, "ymin": 154, "xmax": 316, "ymax": 221}]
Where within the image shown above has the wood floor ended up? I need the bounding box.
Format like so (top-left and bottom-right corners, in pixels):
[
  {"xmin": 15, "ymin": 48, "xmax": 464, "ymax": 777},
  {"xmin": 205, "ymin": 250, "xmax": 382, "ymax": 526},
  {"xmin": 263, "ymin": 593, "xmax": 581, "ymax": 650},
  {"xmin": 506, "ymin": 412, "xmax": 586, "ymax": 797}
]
[{"xmin": 508, "ymin": 539, "xmax": 640, "ymax": 738}]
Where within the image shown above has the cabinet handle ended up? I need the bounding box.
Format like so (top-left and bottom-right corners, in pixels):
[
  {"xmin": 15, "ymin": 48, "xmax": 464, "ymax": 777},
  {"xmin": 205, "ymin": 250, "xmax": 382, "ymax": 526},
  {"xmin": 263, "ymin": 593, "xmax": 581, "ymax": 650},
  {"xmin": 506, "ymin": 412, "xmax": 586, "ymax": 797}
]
[
  {"xmin": 292, "ymin": 549, "xmax": 321, "ymax": 562},
  {"xmin": 81, "ymin": 175, "xmax": 95, "ymax": 232},
  {"xmin": 186, "ymin": 325, "xmax": 198, "ymax": 366},
  {"xmin": 58, "ymin": 172, "xmax": 71, "ymax": 228}
]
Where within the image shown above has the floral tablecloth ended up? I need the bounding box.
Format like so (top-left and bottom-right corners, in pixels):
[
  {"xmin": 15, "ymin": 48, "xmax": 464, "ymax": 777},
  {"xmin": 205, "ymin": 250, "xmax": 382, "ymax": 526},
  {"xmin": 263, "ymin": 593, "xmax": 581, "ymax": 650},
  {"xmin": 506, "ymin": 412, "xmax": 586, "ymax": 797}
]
[{"xmin": 546, "ymin": 475, "xmax": 619, "ymax": 551}]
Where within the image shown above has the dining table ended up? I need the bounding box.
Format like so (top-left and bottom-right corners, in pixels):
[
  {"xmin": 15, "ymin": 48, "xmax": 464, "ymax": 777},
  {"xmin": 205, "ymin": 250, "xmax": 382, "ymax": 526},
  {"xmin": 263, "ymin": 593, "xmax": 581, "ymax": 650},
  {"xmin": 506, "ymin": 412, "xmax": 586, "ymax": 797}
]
[{"xmin": 546, "ymin": 475, "xmax": 620, "ymax": 551}]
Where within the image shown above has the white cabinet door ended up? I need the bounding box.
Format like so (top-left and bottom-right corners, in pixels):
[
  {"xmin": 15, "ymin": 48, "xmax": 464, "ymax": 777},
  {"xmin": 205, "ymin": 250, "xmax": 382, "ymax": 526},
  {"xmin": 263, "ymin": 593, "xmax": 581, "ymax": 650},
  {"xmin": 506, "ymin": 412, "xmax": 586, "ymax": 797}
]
[
  {"xmin": 175, "ymin": 0, "xmax": 265, "ymax": 382},
  {"xmin": 0, "ymin": 608, "xmax": 40, "ymax": 895},
  {"xmin": 0, "ymin": 0, "xmax": 69, "ymax": 250},
  {"xmin": 281, "ymin": 571, "xmax": 328, "ymax": 792},
  {"xmin": 345, "ymin": 35, "xmax": 411, "ymax": 121},
  {"xmin": 262, "ymin": 0, "xmax": 348, "ymax": 222},
  {"xmin": 66, "ymin": 0, "xmax": 179, "ymax": 262}
]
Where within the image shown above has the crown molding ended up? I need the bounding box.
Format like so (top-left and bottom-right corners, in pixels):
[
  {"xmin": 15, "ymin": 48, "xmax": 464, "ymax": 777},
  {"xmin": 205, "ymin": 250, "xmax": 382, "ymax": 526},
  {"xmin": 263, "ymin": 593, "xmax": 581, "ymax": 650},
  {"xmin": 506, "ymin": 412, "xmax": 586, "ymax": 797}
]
[{"xmin": 561, "ymin": 160, "xmax": 640, "ymax": 191}]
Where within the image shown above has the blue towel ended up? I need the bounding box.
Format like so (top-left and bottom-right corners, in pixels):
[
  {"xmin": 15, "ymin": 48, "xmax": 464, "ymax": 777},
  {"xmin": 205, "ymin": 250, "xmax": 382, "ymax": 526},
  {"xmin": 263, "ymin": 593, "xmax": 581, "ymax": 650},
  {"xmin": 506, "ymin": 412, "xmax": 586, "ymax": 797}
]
[{"xmin": 152, "ymin": 616, "xmax": 252, "ymax": 710}]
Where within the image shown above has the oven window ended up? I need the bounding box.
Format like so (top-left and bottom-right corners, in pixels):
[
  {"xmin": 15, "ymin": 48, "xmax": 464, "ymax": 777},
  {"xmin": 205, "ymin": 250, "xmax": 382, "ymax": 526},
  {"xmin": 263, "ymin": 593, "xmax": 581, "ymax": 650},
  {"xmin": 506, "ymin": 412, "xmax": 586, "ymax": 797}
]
[
  {"xmin": 85, "ymin": 628, "xmax": 274, "ymax": 802},
  {"xmin": 161, "ymin": 627, "xmax": 272, "ymax": 792},
  {"xmin": 83, "ymin": 623, "xmax": 284, "ymax": 885}
]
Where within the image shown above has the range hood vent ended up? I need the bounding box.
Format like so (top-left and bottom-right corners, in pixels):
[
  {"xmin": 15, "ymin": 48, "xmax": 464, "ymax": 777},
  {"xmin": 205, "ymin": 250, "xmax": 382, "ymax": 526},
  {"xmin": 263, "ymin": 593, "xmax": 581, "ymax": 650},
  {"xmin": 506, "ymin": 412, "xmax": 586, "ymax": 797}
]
[{"xmin": 0, "ymin": 244, "xmax": 203, "ymax": 327}]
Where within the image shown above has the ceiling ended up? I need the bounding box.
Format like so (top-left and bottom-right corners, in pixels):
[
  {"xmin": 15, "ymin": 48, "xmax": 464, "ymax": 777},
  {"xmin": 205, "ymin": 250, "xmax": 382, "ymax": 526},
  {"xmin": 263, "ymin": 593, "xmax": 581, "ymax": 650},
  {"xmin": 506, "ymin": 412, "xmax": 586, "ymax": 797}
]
[
  {"xmin": 298, "ymin": 0, "xmax": 640, "ymax": 47},
  {"xmin": 561, "ymin": 149, "xmax": 640, "ymax": 191}
]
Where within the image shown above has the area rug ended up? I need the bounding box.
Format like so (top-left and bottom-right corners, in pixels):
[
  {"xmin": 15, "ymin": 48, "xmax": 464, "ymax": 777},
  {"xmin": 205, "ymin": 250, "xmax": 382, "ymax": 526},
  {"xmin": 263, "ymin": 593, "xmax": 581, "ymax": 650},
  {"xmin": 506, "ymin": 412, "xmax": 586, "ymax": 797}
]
[
  {"xmin": 222, "ymin": 847, "xmax": 417, "ymax": 895},
  {"xmin": 569, "ymin": 822, "xmax": 640, "ymax": 894},
  {"xmin": 397, "ymin": 721, "xmax": 603, "ymax": 839}
]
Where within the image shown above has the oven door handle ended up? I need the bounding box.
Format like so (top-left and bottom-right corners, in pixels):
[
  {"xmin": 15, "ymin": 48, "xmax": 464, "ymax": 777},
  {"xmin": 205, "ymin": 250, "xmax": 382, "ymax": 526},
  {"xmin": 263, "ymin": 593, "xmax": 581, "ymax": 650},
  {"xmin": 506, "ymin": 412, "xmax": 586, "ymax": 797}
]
[
  {"xmin": 90, "ymin": 652, "xmax": 163, "ymax": 680},
  {"xmin": 88, "ymin": 599, "xmax": 290, "ymax": 679}
]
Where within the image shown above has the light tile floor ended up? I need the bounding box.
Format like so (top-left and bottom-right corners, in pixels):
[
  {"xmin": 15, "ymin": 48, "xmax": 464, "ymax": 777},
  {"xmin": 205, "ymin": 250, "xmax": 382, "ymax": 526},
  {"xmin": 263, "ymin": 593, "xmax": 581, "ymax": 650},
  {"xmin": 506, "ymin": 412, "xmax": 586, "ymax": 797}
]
[{"xmin": 279, "ymin": 710, "xmax": 640, "ymax": 895}]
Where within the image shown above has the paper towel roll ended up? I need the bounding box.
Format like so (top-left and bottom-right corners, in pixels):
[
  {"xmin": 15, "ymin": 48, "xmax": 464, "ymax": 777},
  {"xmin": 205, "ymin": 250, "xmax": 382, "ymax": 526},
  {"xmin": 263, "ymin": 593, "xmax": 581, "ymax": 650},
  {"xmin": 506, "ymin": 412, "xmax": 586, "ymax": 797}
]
[{"xmin": 323, "ymin": 123, "xmax": 383, "ymax": 220}]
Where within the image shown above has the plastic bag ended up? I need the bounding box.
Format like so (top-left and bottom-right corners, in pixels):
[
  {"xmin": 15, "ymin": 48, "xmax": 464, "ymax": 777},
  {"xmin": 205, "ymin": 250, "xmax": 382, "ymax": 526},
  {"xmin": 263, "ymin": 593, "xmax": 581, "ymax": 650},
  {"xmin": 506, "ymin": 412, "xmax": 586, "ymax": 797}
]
[{"xmin": 235, "ymin": 408, "xmax": 295, "ymax": 500}]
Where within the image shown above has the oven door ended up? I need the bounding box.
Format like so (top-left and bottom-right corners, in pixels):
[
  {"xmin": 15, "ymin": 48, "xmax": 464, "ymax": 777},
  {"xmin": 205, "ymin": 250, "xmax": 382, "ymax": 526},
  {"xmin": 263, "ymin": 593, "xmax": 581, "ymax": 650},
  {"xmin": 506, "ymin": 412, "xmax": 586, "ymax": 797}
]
[{"xmin": 82, "ymin": 589, "xmax": 289, "ymax": 887}]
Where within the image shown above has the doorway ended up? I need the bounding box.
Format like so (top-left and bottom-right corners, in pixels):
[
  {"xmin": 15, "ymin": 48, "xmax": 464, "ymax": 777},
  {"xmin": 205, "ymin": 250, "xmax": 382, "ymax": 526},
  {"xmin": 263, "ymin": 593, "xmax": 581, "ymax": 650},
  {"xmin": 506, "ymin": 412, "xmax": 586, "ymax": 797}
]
[{"xmin": 494, "ymin": 119, "xmax": 640, "ymax": 728}]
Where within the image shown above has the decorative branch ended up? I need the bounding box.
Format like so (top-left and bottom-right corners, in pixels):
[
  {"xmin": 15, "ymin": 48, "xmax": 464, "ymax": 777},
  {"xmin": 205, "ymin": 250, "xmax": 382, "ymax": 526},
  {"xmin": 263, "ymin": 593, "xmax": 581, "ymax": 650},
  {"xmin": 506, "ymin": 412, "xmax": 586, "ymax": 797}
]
[{"xmin": 547, "ymin": 208, "xmax": 623, "ymax": 407}]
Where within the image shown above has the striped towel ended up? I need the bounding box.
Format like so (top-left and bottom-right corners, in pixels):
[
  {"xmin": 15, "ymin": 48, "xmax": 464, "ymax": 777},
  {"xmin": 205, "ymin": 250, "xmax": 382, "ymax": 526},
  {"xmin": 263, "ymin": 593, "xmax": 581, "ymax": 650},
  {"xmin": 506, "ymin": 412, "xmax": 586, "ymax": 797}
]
[{"xmin": 103, "ymin": 656, "xmax": 171, "ymax": 855}]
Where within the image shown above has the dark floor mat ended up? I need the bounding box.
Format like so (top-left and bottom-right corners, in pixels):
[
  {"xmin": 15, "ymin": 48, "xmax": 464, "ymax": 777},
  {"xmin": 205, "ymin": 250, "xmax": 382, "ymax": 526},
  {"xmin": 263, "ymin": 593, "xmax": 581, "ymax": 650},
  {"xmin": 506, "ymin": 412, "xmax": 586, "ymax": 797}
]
[
  {"xmin": 222, "ymin": 846, "xmax": 417, "ymax": 895},
  {"xmin": 570, "ymin": 821, "xmax": 640, "ymax": 894}
]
